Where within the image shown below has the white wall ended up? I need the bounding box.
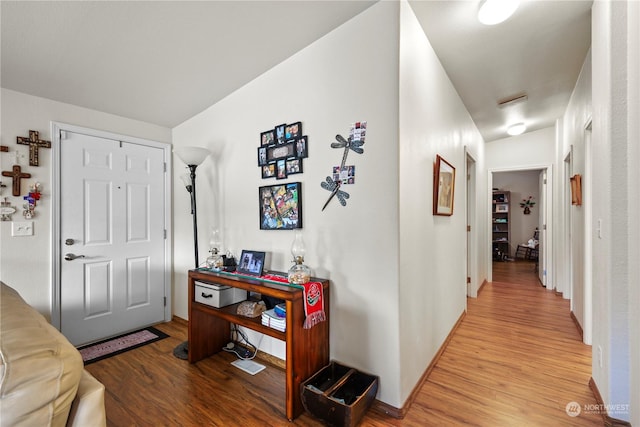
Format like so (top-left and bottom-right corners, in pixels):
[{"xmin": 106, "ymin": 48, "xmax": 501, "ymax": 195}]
[
  {"xmin": 0, "ymin": 88, "xmax": 171, "ymax": 318},
  {"xmin": 591, "ymin": 0, "xmax": 636, "ymax": 421},
  {"xmin": 559, "ymin": 49, "xmax": 592, "ymax": 340},
  {"xmin": 493, "ymin": 170, "xmax": 541, "ymax": 256},
  {"xmin": 485, "ymin": 127, "xmax": 555, "ymax": 169},
  {"xmin": 173, "ymin": 1, "xmax": 404, "ymax": 406},
  {"xmin": 398, "ymin": 0, "xmax": 486, "ymax": 403}
]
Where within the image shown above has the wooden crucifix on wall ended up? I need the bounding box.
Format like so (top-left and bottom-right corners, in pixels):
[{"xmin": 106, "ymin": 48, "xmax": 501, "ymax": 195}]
[
  {"xmin": 17, "ymin": 130, "xmax": 51, "ymax": 166},
  {"xmin": 2, "ymin": 165, "xmax": 31, "ymax": 196}
]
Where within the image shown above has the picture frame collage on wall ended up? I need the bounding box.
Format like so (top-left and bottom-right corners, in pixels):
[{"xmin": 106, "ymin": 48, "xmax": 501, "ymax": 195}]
[{"xmin": 258, "ymin": 122, "xmax": 308, "ymax": 180}]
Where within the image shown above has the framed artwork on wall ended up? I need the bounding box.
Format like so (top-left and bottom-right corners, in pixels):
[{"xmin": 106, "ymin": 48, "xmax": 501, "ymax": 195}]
[
  {"xmin": 275, "ymin": 124, "xmax": 287, "ymax": 144},
  {"xmin": 267, "ymin": 141, "xmax": 295, "ymax": 162},
  {"xmin": 260, "ymin": 129, "xmax": 275, "ymax": 146},
  {"xmin": 257, "ymin": 147, "xmax": 268, "ymax": 166},
  {"xmin": 433, "ymin": 154, "xmax": 456, "ymax": 216},
  {"xmin": 285, "ymin": 122, "xmax": 302, "ymax": 140},
  {"xmin": 261, "ymin": 164, "xmax": 276, "ymax": 179},
  {"xmin": 259, "ymin": 182, "xmax": 302, "ymax": 230},
  {"xmin": 570, "ymin": 174, "xmax": 582, "ymax": 206},
  {"xmin": 286, "ymin": 158, "xmax": 303, "ymax": 175}
]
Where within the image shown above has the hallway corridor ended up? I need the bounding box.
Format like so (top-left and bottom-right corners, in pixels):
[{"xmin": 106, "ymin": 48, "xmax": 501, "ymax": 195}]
[{"xmin": 407, "ymin": 260, "xmax": 603, "ymax": 426}]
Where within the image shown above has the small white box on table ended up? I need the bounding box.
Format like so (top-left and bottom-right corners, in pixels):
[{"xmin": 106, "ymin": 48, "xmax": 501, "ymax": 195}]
[{"xmin": 194, "ymin": 281, "xmax": 247, "ymax": 308}]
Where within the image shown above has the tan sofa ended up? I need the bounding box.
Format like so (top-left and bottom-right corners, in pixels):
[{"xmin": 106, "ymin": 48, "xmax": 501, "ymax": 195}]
[{"xmin": 0, "ymin": 281, "xmax": 106, "ymax": 427}]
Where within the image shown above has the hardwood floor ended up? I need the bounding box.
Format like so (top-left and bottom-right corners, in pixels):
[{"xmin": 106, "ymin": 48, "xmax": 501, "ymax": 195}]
[{"xmin": 86, "ymin": 260, "xmax": 602, "ymax": 426}]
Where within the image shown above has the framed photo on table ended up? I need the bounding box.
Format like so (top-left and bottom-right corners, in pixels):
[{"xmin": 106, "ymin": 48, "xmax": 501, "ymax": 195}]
[
  {"xmin": 433, "ymin": 154, "xmax": 456, "ymax": 216},
  {"xmin": 237, "ymin": 250, "xmax": 266, "ymax": 276}
]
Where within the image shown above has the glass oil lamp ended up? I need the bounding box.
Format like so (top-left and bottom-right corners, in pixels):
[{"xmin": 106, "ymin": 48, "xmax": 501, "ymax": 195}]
[
  {"xmin": 288, "ymin": 231, "xmax": 311, "ymax": 284},
  {"xmin": 205, "ymin": 228, "xmax": 223, "ymax": 271}
]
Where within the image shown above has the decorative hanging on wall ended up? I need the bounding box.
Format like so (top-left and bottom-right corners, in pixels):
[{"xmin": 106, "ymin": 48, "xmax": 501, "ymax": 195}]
[
  {"xmin": 320, "ymin": 121, "xmax": 366, "ymax": 211},
  {"xmin": 519, "ymin": 196, "xmax": 536, "ymax": 214},
  {"xmin": 0, "ymin": 198, "xmax": 16, "ymax": 221},
  {"xmin": 17, "ymin": 130, "xmax": 51, "ymax": 167},
  {"xmin": 2, "ymin": 165, "xmax": 31, "ymax": 196},
  {"xmin": 258, "ymin": 122, "xmax": 308, "ymax": 180},
  {"xmin": 570, "ymin": 174, "xmax": 582, "ymax": 206},
  {"xmin": 23, "ymin": 182, "xmax": 42, "ymax": 219}
]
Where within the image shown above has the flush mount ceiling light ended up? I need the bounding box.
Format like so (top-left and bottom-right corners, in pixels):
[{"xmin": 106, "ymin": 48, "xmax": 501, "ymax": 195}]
[
  {"xmin": 478, "ymin": 0, "xmax": 520, "ymax": 25},
  {"xmin": 507, "ymin": 122, "xmax": 527, "ymax": 136}
]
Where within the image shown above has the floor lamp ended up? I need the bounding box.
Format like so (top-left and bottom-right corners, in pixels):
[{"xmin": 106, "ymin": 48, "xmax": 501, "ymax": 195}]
[{"xmin": 174, "ymin": 146, "xmax": 211, "ymax": 269}]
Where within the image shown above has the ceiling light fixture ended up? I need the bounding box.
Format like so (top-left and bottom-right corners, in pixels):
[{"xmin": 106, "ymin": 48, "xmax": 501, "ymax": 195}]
[
  {"xmin": 507, "ymin": 123, "xmax": 527, "ymax": 136},
  {"xmin": 478, "ymin": 0, "xmax": 520, "ymax": 26}
]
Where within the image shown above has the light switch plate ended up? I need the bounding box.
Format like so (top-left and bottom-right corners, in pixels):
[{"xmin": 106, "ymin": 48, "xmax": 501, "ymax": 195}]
[{"xmin": 11, "ymin": 221, "xmax": 33, "ymax": 236}]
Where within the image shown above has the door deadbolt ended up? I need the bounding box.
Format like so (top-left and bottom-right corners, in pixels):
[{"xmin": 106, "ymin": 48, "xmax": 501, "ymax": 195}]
[{"xmin": 65, "ymin": 239, "xmax": 75, "ymax": 246}]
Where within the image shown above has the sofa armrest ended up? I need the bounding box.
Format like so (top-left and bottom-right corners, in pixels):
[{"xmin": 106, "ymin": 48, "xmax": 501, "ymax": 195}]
[{"xmin": 66, "ymin": 370, "xmax": 106, "ymax": 427}]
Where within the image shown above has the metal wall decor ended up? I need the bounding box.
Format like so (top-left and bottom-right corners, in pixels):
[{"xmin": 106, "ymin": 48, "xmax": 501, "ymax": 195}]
[{"xmin": 320, "ymin": 121, "xmax": 366, "ymax": 211}]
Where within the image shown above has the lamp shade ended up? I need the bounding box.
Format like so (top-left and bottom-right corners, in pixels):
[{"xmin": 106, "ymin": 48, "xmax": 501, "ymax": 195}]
[{"xmin": 174, "ymin": 146, "xmax": 211, "ymax": 166}]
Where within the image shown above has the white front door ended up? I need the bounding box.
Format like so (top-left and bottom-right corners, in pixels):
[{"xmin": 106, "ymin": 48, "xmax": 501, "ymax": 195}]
[{"xmin": 60, "ymin": 131, "xmax": 166, "ymax": 346}]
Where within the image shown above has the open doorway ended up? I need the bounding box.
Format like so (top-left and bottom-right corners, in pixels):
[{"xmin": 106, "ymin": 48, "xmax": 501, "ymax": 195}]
[{"xmin": 488, "ymin": 166, "xmax": 551, "ymax": 287}]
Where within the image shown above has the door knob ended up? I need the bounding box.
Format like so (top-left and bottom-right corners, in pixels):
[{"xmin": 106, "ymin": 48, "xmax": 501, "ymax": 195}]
[{"xmin": 64, "ymin": 253, "xmax": 85, "ymax": 261}]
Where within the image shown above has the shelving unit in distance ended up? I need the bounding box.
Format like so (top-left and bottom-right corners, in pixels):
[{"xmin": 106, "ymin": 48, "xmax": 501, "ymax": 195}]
[{"xmin": 492, "ymin": 190, "xmax": 510, "ymax": 261}]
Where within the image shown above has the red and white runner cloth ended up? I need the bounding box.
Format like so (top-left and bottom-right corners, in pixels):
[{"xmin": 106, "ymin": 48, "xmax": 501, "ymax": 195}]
[{"xmin": 263, "ymin": 274, "xmax": 326, "ymax": 329}]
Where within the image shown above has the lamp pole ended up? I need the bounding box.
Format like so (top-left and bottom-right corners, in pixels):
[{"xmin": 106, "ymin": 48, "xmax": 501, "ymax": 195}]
[
  {"xmin": 174, "ymin": 146, "xmax": 210, "ymax": 270},
  {"xmin": 187, "ymin": 164, "xmax": 199, "ymax": 268}
]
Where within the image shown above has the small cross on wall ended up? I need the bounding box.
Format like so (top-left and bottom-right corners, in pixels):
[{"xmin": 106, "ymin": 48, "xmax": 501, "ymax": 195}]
[
  {"xmin": 1, "ymin": 165, "xmax": 32, "ymax": 196},
  {"xmin": 17, "ymin": 130, "xmax": 51, "ymax": 167}
]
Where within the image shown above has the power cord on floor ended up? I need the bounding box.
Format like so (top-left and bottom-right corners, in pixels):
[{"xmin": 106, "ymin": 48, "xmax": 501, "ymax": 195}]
[{"xmin": 222, "ymin": 324, "xmax": 263, "ymax": 360}]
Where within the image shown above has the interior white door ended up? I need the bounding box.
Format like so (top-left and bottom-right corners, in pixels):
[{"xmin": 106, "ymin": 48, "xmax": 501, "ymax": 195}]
[
  {"xmin": 60, "ymin": 131, "xmax": 166, "ymax": 346},
  {"xmin": 539, "ymin": 170, "xmax": 547, "ymax": 286}
]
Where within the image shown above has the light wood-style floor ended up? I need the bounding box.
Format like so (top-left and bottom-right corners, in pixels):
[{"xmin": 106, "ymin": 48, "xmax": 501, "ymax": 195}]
[{"xmin": 85, "ymin": 260, "xmax": 602, "ymax": 426}]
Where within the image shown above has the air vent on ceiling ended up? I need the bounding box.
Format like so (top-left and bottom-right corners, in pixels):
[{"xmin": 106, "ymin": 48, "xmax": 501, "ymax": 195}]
[{"xmin": 497, "ymin": 93, "xmax": 528, "ymax": 109}]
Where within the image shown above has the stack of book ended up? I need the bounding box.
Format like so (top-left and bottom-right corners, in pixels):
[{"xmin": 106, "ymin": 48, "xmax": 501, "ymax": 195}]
[{"xmin": 261, "ymin": 309, "xmax": 286, "ymax": 332}]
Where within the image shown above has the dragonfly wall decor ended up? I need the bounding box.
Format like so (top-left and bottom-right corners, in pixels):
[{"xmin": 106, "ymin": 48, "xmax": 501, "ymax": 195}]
[{"xmin": 321, "ymin": 122, "xmax": 366, "ymax": 211}]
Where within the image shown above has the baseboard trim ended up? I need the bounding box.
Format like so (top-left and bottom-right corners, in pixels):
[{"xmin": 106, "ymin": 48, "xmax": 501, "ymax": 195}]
[
  {"xmin": 372, "ymin": 309, "xmax": 467, "ymax": 419},
  {"xmin": 171, "ymin": 315, "xmax": 188, "ymax": 327},
  {"xmin": 570, "ymin": 311, "xmax": 584, "ymax": 341},
  {"xmin": 477, "ymin": 279, "xmax": 488, "ymax": 295},
  {"xmin": 589, "ymin": 377, "xmax": 632, "ymax": 426},
  {"xmin": 256, "ymin": 350, "xmax": 285, "ymax": 370}
]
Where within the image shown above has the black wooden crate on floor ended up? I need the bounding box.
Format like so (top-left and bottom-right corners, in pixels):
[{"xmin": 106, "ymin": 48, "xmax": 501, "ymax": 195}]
[{"xmin": 301, "ymin": 361, "xmax": 379, "ymax": 427}]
